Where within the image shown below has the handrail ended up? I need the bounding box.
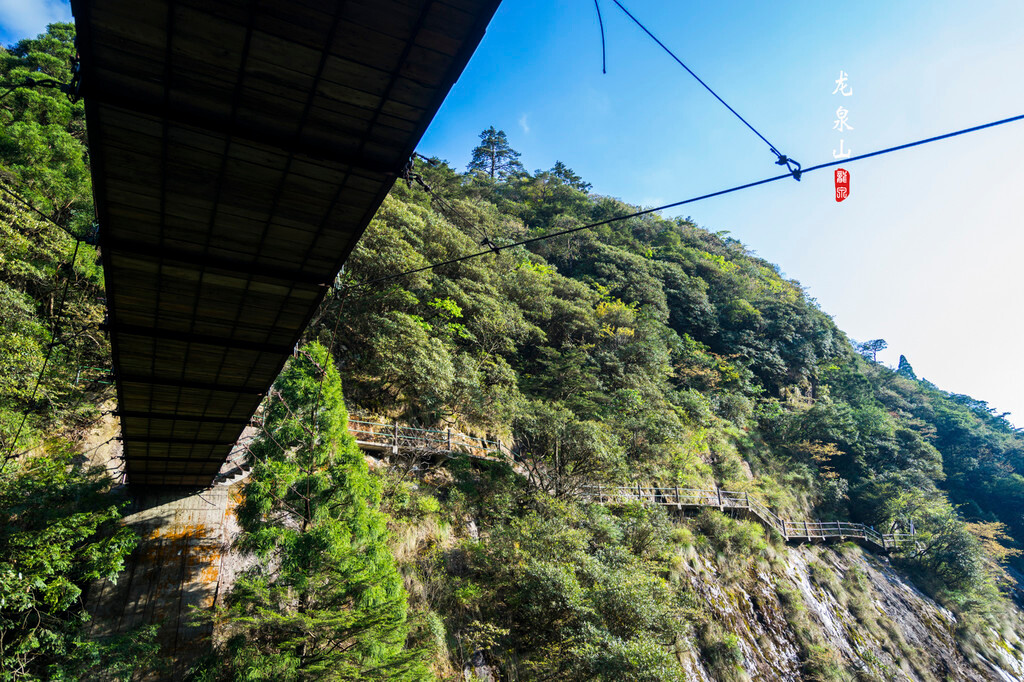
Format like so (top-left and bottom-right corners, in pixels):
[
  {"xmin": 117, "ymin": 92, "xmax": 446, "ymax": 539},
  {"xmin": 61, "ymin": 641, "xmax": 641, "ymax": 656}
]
[
  {"xmin": 577, "ymin": 484, "xmax": 916, "ymax": 552},
  {"xmin": 347, "ymin": 413, "xmax": 514, "ymax": 462},
  {"xmin": 234, "ymin": 414, "xmax": 915, "ymax": 554},
  {"xmin": 221, "ymin": 414, "xmax": 514, "ymax": 484}
]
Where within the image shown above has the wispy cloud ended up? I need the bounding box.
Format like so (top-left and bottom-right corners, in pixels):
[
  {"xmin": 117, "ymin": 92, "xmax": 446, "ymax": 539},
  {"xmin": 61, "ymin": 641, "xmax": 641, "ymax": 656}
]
[
  {"xmin": 639, "ymin": 197, "xmax": 666, "ymax": 211},
  {"xmin": 518, "ymin": 113, "xmax": 530, "ymax": 135},
  {"xmin": 0, "ymin": 0, "xmax": 72, "ymax": 46}
]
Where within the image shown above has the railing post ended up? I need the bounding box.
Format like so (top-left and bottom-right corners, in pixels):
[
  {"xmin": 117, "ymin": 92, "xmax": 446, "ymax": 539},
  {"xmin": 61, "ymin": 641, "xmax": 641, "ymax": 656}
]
[
  {"xmin": 782, "ymin": 519, "xmax": 787, "ymax": 540},
  {"xmin": 744, "ymin": 492, "xmax": 750, "ymax": 508},
  {"xmin": 804, "ymin": 520, "xmax": 810, "ymax": 539},
  {"xmin": 675, "ymin": 485, "xmax": 680, "ymax": 504},
  {"xmin": 447, "ymin": 428, "xmax": 452, "ymax": 452},
  {"xmin": 637, "ymin": 481, "xmax": 641, "ymax": 501},
  {"xmin": 393, "ymin": 421, "xmax": 399, "ymax": 453},
  {"xmin": 717, "ymin": 487, "xmax": 723, "ymax": 511},
  {"xmin": 598, "ymin": 483, "xmax": 602, "ymax": 502}
]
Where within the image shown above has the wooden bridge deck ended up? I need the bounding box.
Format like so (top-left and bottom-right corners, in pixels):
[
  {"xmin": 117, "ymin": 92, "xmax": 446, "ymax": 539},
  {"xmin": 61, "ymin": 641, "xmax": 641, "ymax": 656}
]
[{"xmin": 73, "ymin": 0, "xmax": 501, "ymax": 486}]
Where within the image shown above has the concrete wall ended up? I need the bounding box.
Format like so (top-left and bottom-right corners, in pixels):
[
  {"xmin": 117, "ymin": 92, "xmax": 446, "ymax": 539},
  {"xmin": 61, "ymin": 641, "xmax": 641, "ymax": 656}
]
[{"xmin": 86, "ymin": 484, "xmax": 242, "ymax": 679}]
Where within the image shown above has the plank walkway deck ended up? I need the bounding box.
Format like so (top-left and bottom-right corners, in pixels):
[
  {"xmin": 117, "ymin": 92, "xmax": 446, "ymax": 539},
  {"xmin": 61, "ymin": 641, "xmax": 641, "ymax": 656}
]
[
  {"xmin": 222, "ymin": 416, "xmax": 915, "ymax": 555},
  {"xmin": 75, "ymin": 0, "xmax": 501, "ymax": 486},
  {"xmin": 210, "ymin": 414, "xmax": 510, "ymax": 486},
  {"xmin": 348, "ymin": 415, "xmax": 512, "ymax": 463},
  {"xmin": 578, "ymin": 485, "xmax": 917, "ymax": 553}
]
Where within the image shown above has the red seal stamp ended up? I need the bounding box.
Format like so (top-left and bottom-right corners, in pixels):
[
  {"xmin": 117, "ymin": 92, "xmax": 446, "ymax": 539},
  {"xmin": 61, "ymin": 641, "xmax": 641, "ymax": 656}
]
[{"xmin": 835, "ymin": 168, "xmax": 850, "ymax": 202}]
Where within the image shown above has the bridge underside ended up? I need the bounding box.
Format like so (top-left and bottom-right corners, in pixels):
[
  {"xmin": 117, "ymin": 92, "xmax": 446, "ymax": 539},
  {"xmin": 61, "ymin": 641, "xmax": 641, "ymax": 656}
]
[{"xmin": 73, "ymin": 0, "xmax": 500, "ymax": 485}]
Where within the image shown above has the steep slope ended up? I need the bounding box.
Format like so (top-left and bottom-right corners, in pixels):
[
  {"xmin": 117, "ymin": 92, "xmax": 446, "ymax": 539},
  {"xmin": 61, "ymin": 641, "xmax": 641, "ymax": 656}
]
[
  {"xmin": 4, "ymin": 24, "xmax": 1023, "ymax": 677},
  {"xmin": 309, "ymin": 152, "xmax": 1024, "ymax": 678}
]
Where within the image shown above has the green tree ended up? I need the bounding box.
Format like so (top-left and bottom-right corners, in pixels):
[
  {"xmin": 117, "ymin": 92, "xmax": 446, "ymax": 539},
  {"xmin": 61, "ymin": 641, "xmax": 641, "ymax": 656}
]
[
  {"xmin": 856, "ymin": 338, "xmax": 887, "ymax": 362},
  {"xmin": 467, "ymin": 127, "xmax": 523, "ymax": 179},
  {"xmin": 550, "ymin": 161, "xmax": 591, "ymax": 192},
  {"xmin": 0, "ymin": 445, "xmax": 148, "ymax": 681},
  {"xmin": 199, "ymin": 343, "xmax": 428, "ymax": 681},
  {"xmin": 896, "ymin": 354, "xmax": 917, "ymax": 380},
  {"xmin": 0, "ymin": 23, "xmax": 92, "ymax": 233},
  {"xmin": 515, "ymin": 399, "xmax": 622, "ymax": 497}
]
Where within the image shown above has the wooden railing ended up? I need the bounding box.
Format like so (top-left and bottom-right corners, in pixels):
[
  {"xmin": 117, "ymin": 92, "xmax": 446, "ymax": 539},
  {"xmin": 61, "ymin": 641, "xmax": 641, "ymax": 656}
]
[
  {"xmin": 213, "ymin": 415, "xmax": 512, "ymax": 486},
  {"xmin": 219, "ymin": 413, "xmax": 914, "ymax": 554},
  {"xmin": 347, "ymin": 414, "xmax": 514, "ymax": 462},
  {"xmin": 578, "ymin": 484, "xmax": 917, "ymax": 553}
]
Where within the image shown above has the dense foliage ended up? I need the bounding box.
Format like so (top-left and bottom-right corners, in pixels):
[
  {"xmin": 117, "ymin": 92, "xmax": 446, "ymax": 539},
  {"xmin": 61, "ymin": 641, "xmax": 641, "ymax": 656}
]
[
  {"xmin": 3, "ymin": 21, "xmax": 1023, "ymax": 679},
  {"xmin": 0, "ymin": 25, "xmax": 140, "ymax": 681},
  {"xmin": 323, "ymin": 134, "xmax": 1024, "ymax": 617},
  {"xmin": 0, "ymin": 448, "xmax": 149, "ymax": 681},
  {"xmin": 418, "ymin": 466, "xmax": 699, "ymax": 680},
  {"xmin": 192, "ymin": 343, "xmax": 429, "ymax": 681},
  {"xmin": 1, "ymin": 23, "xmax": 104, "ymax": 460},
  {"xmin": 0, "ymin": 23, "xmax": 92, "ymax": 231}
]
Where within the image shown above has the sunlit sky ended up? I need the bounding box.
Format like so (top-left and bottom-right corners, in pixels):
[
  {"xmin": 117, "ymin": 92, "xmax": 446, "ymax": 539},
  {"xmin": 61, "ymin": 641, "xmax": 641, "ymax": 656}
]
[{"xmin": 3, "ymin": 1, "xmax": 1022, "ymax": 423}]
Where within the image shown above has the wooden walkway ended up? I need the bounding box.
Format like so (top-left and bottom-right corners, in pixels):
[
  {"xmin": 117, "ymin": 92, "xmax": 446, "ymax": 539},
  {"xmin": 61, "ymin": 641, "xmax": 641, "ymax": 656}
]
[
  {"xmin": 217, "ymin": 416, "xmax": 915, "ymax": 555},
  {"xmin": 210, "ymin": 415, "xmax": 511, "ymax": 487},
  {"xmin": 343, "ymin": 422, "xmax": 917, "ymax": 554},
  {"xmin": 579, "ymin": 485, "xmax": 917, "ymax": 553},
  {"xmin": 348, "ymin": 415, "xmax": 513, "ymax": 463}
]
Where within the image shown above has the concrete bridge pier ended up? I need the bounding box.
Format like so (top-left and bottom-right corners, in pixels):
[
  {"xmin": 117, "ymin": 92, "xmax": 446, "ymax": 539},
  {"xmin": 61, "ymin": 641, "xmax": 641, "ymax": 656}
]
[{"xmin": 86, "ymin": 485, "xmax": 241, "ymax": 678}]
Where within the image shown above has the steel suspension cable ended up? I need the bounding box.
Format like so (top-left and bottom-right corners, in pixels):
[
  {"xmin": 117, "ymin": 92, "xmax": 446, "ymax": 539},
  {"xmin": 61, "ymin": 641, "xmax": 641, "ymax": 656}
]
[
  {"xmin": 2, "ymin": 238, "xmax": 82, "ymax": 468},
  {"xmin": 351, "ymin": 112, "xmax": 1024, "ymax": 291},
  {"xmin": 609, "ymin": 0, "xmax": 801, "ymax": 177}
]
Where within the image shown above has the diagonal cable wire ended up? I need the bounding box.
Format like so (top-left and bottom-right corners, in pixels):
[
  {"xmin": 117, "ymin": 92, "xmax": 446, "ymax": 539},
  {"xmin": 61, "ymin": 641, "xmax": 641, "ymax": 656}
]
[
  {"xmin": 609, "ymin": 0, "xmax": 801, "ymax": 177},
  {"xmin": 0, "ymin": 184, "xmax": 85, "ymax": 241},
  {"xmin": 2, "ymin": 238, "xmax": 82, "ymax": 469},
  {"xmin": 349, "ymin": 112, "xmax": 1024, "ymax": 291},
  {"xmin": 405, "ymin": 155, "xmax": 500, "ymax": 250}
]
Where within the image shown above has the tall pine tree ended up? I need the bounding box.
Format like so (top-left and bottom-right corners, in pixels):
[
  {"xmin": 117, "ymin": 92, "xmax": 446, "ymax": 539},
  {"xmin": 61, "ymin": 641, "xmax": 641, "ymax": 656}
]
[
  {"xmin": 896, "ymin": 354, "xmax": 917, "ymax": 380},
  {"xmin": 200, "ymin": 342, "xmax": 428, "ymax": 681},
  {"xmin": 467, "ymin": 127, "xmax": 523, "ymax": 179}
]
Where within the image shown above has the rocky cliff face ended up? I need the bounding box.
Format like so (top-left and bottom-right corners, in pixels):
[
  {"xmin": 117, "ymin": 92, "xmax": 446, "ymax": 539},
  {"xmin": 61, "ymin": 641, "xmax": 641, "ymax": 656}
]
[
  {"xmin": 83, "ymin": 414, "xmax": 1024, "ymax": 681},
  {"xmin": 674, "ymin": 539, "xmax": 1024, "ymax": 681}
]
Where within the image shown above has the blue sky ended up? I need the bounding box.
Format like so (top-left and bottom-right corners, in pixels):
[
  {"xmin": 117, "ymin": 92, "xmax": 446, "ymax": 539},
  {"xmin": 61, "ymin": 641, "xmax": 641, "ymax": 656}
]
[
  {"xmin": 3, "ymin": 1, "xmax": 1023, "ymax": 422},
  {"xmin": 418, "ymin": 0, "xmax": 1024, "ymax": 424}
]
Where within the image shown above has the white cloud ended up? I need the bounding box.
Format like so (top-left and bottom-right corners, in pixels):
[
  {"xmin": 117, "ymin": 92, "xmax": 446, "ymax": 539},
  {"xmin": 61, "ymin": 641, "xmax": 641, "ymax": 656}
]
[
  {"xmin": 518, "ymin": 113, "xmax": 530, "ymax": 135},
  {"xmin": 0, "ymin": 0, "xmax": 72, "ymax": 45}
]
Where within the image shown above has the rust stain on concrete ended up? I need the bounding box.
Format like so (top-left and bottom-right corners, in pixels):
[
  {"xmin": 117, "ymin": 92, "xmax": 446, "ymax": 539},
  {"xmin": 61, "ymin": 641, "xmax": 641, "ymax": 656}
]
[{"xmin": 86, "ymin": 483, "xmax": 244, "ymax": 678}]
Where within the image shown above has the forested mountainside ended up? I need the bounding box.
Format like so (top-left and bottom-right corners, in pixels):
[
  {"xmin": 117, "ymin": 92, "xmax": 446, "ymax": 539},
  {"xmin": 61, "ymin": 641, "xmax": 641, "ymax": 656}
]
[
  {"xmin": 328, "ymin": 141, "xmax": 1024, "ymax": 581},
  {"xmin": 3, "ymin": 24, "xmax": 1024, "ymax": 681},
  {"xmin": 299, "ymin": 136, "xmax": 1024, "ymax": 677},
  {"xmin": 0, "ymin": 26, "xmax": 159, "ymax": 680}
]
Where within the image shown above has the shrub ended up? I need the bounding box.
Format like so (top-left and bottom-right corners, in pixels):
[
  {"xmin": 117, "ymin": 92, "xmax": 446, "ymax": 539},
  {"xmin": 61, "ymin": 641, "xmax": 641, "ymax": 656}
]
[
  {"xmin": 696, "ymin": 622, "xmax": 745, "ymax": 681},
  {"xmin": 694, "ymin": 509, "xmax": 767, "ymax": 558}
]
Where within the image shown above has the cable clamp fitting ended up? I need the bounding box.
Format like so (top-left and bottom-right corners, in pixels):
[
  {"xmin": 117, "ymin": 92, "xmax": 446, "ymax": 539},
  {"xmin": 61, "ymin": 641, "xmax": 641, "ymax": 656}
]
[
  {"xmin": 400, "ymin": 157, "xmax": 416, "ymax": 188},
  {"xmin": 10, "ymin": 57, "xmax": 82, "ymax": 103},
  {"xmin": 775, "ymin": 154, "xmax": 802, "ymax": 181},
  {"xmin": 84, "ymin": 222, "xmax": 100, "ymax": 246}
]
